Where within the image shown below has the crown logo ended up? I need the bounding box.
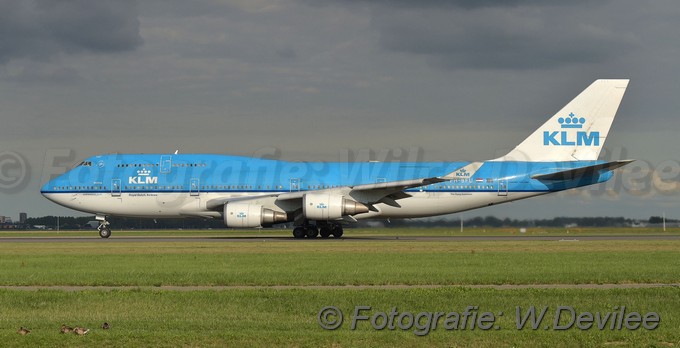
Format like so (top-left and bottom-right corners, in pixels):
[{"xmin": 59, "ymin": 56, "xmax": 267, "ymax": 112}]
[
  {"xmin": 558, "ymin": 112, "xmax": 586, "ymax": 129},
  {"xmin": 137, "ymin": 168, "xmax": 151, "ymax": 176}
]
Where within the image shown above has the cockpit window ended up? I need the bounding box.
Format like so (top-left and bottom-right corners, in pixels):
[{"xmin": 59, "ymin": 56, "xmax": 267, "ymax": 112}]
[{"xmin": 71, "ymin": 160, "xmax": 95, "ymax": 170}]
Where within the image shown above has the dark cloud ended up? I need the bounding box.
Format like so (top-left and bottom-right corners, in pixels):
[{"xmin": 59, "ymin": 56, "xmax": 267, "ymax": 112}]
[
  {"xmin": 373, "ymin": 7, "xmax": 636, "ymax": 70},
  {"xmin": 0, "ymin": 0, "xmax": 142, "ymax": 64},
  {"xmin": 310, "ymin": 0, "xmax": 593, "ymax": 9},
  {"xmin": 140, "ymin": 0, "xmax": 239, "ymax": 17},
  {"xmin": 304, "ymin": 0, "xmax": 633, "ymax": 70}
]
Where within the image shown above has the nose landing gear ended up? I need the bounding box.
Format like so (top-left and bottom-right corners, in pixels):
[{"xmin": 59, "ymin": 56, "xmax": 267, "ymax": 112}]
[
  {"xmin": 98, "ymin": 226, "xmax": 111, "ymax": 238},
  {"xmin": 96, "ymin": 215, "xmax": 111, "ymax": 239}
]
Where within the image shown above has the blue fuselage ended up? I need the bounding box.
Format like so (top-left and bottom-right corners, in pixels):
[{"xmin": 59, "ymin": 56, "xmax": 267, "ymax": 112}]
[{"xmin": 41, "ymin": 154, "xmax": 611, "ymax": 197}]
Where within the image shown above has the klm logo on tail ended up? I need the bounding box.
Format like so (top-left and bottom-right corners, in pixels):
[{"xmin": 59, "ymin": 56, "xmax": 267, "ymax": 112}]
[{"xmin": 543, "ymin": 113, "xmax": 599, "ymax": 146}]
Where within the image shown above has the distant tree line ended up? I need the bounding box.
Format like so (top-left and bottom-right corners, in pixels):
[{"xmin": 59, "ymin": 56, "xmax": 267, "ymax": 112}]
[
  {"xmin": 18, "ymin": 215, "xmax": 674, "ymax": 230},
  {"xmin": 381, "ymin": 216, "xmax": 640, "ymax": 228},
  {"xmin": 648, "ymin": 216, "xmax": 678, "ymax": 224}
]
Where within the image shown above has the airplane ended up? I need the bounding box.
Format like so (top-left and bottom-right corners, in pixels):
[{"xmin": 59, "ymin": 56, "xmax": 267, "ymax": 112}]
[{"xmin": 41, "ymin": 79, "xmax": 632, "ymax": 239}]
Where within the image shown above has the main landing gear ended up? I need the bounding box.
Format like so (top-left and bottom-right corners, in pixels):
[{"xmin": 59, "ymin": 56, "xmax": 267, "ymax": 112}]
[
  {"xmin": 292, "ymin": 222, "xmax": 343, "ymax": 239},
  {"xmin": 96, "ymin": 215, "xmax": 111, "ymax": 239}
]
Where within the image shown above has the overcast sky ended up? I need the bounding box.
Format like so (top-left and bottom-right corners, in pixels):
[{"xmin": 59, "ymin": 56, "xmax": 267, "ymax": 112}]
[{"xmin": 1, "ymin": 0, "xmax": 679, "ymax": 221}]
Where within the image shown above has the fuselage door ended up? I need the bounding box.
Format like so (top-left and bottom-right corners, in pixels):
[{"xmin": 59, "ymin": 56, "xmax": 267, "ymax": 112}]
[
  {"xmin": 498, "ymin": 179, "xmax": 508, "ymax": 196},
  {"xmin": 290, "ymin": 178, "xmax": 300, "ymax": 192},
  {"xmin": 190, "ymin": 178, "xmax": 200, "ymax": 196},
  {"xmin": 160, "ymin": 155, "xmax": 172, "ymax": 174},
  {"xmin": 111, "ymin": 179, "xmax": 122, "ymax": 197}
]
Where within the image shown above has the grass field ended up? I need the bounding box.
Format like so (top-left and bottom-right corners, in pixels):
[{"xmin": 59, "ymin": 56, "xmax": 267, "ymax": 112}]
[
  {"xmin": 0, "ymin": 239, "xmax": 679, "ymax": 286},
  {"xmin": 0, "ymin": 288, "xmax": 680, "ymax": 347},
  {"xmin": 1, "ymin": 226, "xmax": 678, "ymax": 238},
  {"xmin": 1, "ymin": 228, "xmax": 679, "ymax": 346},
  {"xmin": 1, "ymin": 288, "xmax": 679, "ymax": 347}
]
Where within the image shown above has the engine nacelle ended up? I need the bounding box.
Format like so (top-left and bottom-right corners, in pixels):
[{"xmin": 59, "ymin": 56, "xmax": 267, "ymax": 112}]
[
  {"xmin": 224, "ymin": 203, "xmax": 287, "ymax": 228},
  {"xmin": 303, "ymin": 193, "xmax": 369, "ymax": 220}
]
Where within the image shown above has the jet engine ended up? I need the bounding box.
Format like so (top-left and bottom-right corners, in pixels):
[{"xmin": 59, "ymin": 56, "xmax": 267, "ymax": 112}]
[
  {"xmin": 303, "ymin": 193, "xmax": 369, "ymax": 220},
  {"xmin": 224, "ymin": 203, "xmax": 287, "ymax": 228}
]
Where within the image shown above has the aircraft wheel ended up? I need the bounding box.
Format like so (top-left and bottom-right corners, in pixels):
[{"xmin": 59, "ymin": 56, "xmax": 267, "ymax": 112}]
[
  {"xmin": 319, "ymin": 226, "xmax": 332, "ymax": 238},
  {"xmin": 293, "ymin": 227, "xmax": 306, "ymax": 239},
  {"xmin": 332, "ymin": 225, "xmax": 343, "ymax": 238},
  {"xmin": 306, "ymin": 225, "xmax": 319, "ymax": 238},
  {"xmin": 99, "ymin": 227, "xmax": 112, "ymax": 239}
]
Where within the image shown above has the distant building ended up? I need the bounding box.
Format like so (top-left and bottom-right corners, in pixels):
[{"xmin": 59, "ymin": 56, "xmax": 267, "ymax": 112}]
[
  {"xmin": 0, "ymin": 216, "xmax": 5, "ymax": 224},
  {"xmin": 19, "ymin": 213, "xmax": 27, "ymax": 224}
]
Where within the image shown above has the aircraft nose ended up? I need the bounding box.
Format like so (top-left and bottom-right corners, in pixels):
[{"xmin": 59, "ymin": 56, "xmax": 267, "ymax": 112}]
[
  {"xmin": 40, "ymin": 181, "xmax": 56, "ymax": 202},
  {"xmin": 40, "ymin": 176, "xmax": 63, "ymax": 201},
  {"xmin": 40, "ymin": 176, "xmax": 58, "ymax": 193},
  {"xmin": 40, "ymin": 182, "xmax": 50, "ymax": 195}
]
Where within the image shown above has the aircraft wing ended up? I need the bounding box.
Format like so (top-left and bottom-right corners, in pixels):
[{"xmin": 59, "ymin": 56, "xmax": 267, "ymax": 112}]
[
  {"xmin": 205, "ymin": 162, "xmax": 484, "ymax": 211},
  {"xmin": 273, "ymin": 176, "xmax": 449, "ymax": 210},
  {"xmin": 341, "ymin": 161, "xmax": 483, "ymax": 205},
  {"xmin": 204, "ymin": 177, "xmax": 444, "ymax": 211},
  {"xmin": 531, "ymin": 160, "xmax": 634, "ymax": 181}
]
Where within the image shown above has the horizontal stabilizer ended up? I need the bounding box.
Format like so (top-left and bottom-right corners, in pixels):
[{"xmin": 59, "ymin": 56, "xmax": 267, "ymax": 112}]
[{"xmin": 531, "ymin": 160, "xmax": 634, "ymax": 181}]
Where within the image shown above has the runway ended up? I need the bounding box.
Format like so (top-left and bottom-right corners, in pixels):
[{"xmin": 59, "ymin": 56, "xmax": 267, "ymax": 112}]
[{"xmin": 1, "ymin": 234, "xmax": 679, "ymax": 243}]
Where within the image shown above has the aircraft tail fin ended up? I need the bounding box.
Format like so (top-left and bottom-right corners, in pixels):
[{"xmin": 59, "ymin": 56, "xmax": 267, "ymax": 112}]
[{"xmin": 494, "ymin": 79, "xmax": 629, "ymax": 162}]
